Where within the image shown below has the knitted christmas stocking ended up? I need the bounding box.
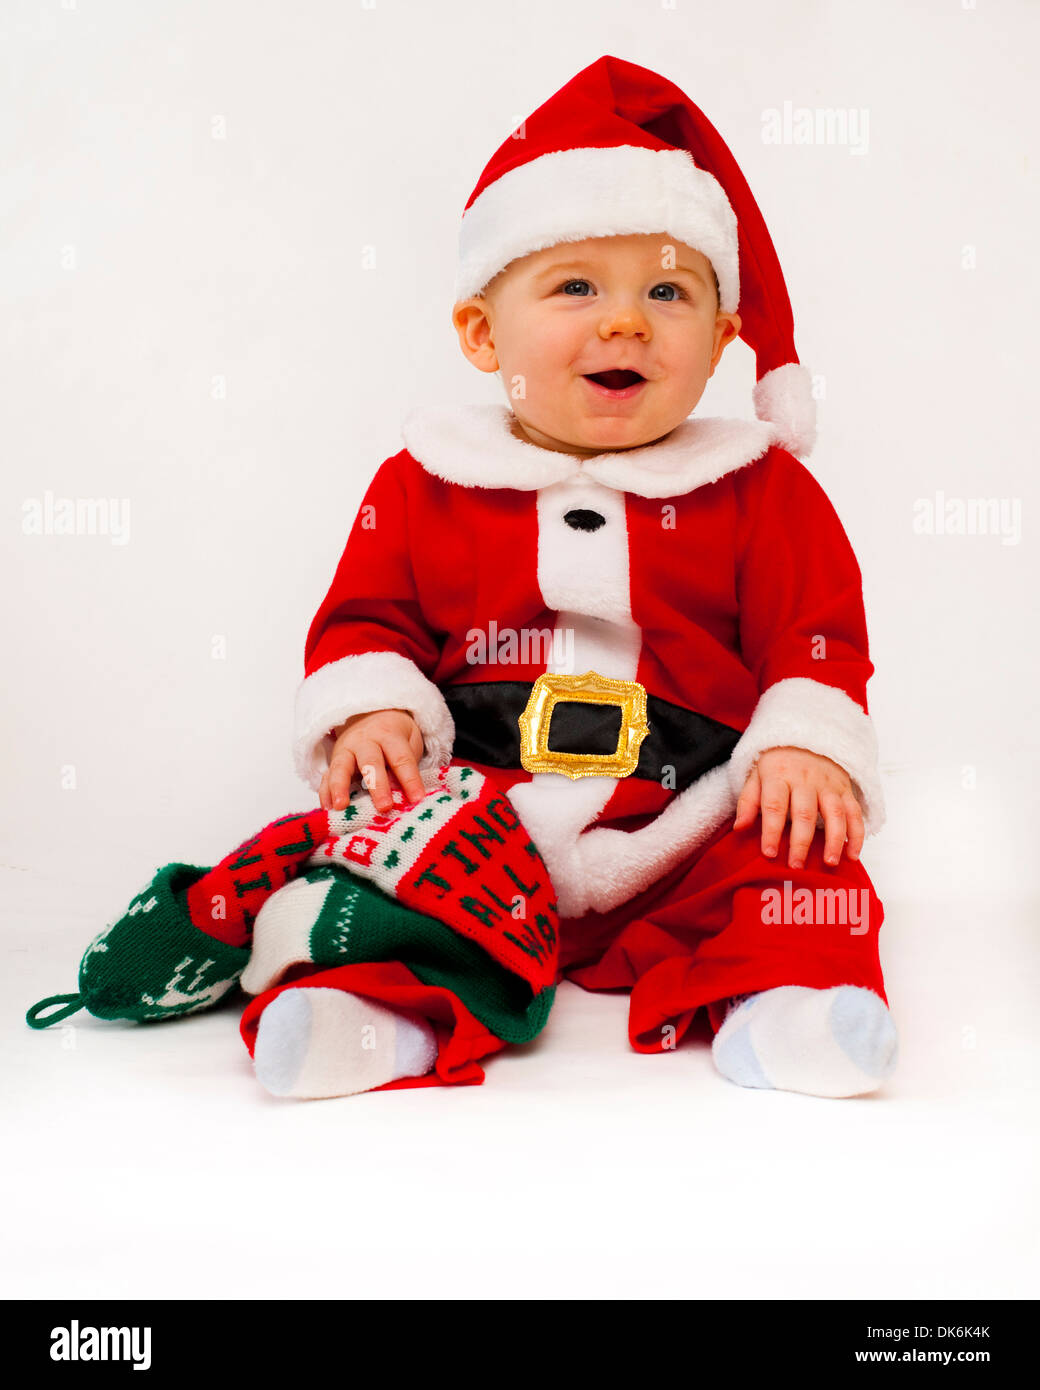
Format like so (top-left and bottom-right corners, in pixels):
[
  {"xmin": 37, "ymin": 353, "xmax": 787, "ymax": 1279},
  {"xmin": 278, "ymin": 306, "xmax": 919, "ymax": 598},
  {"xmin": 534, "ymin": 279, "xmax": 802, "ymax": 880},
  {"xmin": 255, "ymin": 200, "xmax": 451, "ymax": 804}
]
[
  {"xmin": 247, "ymin": 763, "xmax": 559, "ymax": 1017},
  {"xmin": 25, "ymin": 809, "xmax": 330, "ymax": 1029},
  {"xmin": 26, "ymin": 765, "xmax": 559, "ymax": 1036},
  {"xmin": 242, "ymin": 764, "xmax": 561, "ymax": 1097},
  {"xmin": 242, "ymin": 861, "xmax": 554, "ymax": 1046}
]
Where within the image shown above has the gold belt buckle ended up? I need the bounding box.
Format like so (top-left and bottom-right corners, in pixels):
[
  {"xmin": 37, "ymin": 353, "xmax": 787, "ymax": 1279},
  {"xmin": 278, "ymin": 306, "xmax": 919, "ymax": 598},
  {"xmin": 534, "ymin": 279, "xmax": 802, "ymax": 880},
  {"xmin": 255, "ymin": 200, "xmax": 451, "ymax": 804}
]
[{"xmin": 518, "ymin": 670, "xmax": 650, "ymax": 779}]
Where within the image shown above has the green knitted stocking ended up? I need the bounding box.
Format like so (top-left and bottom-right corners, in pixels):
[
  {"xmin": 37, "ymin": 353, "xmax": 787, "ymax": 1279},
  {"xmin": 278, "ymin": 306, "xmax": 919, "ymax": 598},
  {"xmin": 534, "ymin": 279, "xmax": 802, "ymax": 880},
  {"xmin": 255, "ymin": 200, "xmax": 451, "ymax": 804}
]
[{"xmin": 26, "ymin": 863, "xmax": 250, "ymax": 1029}]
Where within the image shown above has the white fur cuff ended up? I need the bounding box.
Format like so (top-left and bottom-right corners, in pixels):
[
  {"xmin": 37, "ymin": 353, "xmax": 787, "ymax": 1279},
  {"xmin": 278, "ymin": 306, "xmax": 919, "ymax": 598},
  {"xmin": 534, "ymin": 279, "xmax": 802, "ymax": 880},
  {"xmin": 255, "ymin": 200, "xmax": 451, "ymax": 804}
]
[
  {"xmin": 727, "ymin": 677, "xmax": 885, "ymax": 835},
  {"xmin": 292, "ymin": 651, "xmax": 456, "ymax": 792}
]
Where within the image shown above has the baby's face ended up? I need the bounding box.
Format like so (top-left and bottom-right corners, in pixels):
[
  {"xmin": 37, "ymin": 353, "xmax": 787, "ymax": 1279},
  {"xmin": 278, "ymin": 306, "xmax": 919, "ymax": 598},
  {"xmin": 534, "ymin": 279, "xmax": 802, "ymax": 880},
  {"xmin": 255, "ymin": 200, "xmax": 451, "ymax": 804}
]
[{"xmin": 453, "ymin": 233, "xmax": 742, "ymax": 455}]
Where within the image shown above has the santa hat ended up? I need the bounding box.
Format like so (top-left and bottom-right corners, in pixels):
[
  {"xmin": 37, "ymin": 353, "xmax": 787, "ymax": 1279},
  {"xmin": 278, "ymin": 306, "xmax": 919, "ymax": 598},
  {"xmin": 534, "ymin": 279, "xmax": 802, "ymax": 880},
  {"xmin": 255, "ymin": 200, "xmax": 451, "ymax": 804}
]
[{"xmin": 454, "ymin": 54, "xmax": 816, "ymax": 458}]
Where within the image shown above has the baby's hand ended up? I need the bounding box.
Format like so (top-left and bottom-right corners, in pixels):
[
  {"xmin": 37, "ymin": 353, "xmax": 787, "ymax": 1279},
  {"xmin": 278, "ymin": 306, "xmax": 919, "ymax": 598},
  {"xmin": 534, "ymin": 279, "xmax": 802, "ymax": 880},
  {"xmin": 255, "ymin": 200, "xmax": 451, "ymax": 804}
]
[
  {"xmin": 733, "ymin": 745, "xmax": 864, "ymax": 869},
  {"xmin": 318, "ymin": 708, "xmax": 426, "ymax": 814}
]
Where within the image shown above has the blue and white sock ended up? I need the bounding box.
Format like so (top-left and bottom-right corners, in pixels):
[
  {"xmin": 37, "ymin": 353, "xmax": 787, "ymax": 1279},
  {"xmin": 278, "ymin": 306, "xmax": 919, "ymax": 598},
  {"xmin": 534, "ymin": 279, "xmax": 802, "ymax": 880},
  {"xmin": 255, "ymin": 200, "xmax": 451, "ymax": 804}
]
[
  {"xmin": 253, "ymin": 987, "xmax": 438, "ymax": 1099},
  {"xmin": 711, "ymin": 984, "xmax": 898, "ymax": 1098}
]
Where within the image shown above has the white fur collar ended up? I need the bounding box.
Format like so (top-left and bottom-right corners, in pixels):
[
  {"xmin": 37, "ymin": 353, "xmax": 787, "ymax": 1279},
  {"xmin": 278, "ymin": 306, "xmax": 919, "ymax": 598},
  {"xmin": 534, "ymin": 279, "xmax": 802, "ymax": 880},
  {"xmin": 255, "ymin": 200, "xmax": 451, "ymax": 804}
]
[{"xmin": 399, "ymin": 403, "xmax": 780, "ymax": 499}]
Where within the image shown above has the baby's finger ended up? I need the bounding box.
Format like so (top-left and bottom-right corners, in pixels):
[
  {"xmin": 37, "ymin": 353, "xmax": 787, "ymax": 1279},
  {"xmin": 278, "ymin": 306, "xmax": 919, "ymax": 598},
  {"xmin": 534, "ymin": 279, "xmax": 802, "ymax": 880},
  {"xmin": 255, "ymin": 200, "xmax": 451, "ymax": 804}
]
[
  {"xmin": 733, "ymin": 764, "xmax": 761, "ymax": 828},
  {"xmin": 327, "ymin": 749, "xmax": 357, "ymax": 811},
  {"xmin": 819, "ymin": 793, "xmax": 847, "ymax": 867},
  {"xmin": 844, "ymin": 792, "xmax": 865, "ymax": 861},
  {"xmin": 382, "ymin": 736, "xmax": 426, "ymax": 804},
  {"xmin": 758, "ymin": 776, "xmax": 790, "ymax": 859},
  {"xmin": 355, "ymin": 743, "xmax": 393, "ymax": 813},
  {"xmin": 786, "ymin": 784, "xmax": 818, "ymax": 869}
]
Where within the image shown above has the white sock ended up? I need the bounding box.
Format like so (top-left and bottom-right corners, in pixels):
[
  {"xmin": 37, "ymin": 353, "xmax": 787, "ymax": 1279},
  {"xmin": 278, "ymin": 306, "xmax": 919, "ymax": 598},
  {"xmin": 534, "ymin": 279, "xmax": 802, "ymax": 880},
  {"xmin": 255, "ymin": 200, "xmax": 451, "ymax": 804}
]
[
  {"xmin": 253, "ymin": 987, "xmax": 438, "ymax": 1099},
  {"xmin": 711, "ymin": 984, "xmax": 898, "ymax": 1098}
]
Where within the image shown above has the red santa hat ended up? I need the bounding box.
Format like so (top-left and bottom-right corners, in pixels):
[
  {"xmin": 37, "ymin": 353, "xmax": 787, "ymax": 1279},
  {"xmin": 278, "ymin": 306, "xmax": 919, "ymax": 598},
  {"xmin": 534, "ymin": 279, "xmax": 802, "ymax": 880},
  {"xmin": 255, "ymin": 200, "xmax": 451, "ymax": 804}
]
[{"xmin": 454, "ymin": 54, "xmax": 816, "ymax": 458}]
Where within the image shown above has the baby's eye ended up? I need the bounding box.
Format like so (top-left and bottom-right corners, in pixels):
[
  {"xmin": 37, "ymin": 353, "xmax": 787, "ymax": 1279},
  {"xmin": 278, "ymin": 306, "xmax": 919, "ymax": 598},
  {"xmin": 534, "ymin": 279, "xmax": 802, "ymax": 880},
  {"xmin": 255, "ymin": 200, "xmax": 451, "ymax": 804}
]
[
  {"xmin": 558, "ymin": 279, "xmax": 592, "ymax": 296},
  {"xmin": 649, "ymin": 283, "xmax": 688, "ymax": 302}
]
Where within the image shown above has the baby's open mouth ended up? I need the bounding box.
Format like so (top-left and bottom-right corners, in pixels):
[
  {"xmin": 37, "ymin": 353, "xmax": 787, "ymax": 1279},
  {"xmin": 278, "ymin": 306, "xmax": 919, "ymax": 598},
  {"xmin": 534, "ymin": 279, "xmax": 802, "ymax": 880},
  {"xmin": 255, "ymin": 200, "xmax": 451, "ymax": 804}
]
[{"xmin": 583, "ymin": 369, "xmax": 646, "ymax": 389}]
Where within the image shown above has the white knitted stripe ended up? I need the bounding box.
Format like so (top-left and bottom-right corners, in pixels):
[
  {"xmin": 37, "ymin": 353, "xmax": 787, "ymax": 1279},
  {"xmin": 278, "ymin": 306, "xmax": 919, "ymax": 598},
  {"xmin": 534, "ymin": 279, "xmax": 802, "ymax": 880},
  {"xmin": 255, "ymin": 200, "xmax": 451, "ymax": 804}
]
[
  {"xmin": 240, "ymin": 873, "xmax": 336, "ymax": 996},
  {"xmin": 308, "ymin": 765, "xmax": 488, "ymax": 896}
]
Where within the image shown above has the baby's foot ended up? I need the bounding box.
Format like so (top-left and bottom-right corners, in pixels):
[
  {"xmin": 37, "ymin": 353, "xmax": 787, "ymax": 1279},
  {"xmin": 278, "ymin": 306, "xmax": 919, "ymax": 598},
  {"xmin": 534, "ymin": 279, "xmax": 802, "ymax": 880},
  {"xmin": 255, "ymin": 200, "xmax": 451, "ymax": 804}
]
[
  {"xmin": 253, "ymin": 987, "xmax": 437, "ymax": 1099},
  {"xmin": 711, "ymin": 984, "xmax": 898, "ymax": 1098}
]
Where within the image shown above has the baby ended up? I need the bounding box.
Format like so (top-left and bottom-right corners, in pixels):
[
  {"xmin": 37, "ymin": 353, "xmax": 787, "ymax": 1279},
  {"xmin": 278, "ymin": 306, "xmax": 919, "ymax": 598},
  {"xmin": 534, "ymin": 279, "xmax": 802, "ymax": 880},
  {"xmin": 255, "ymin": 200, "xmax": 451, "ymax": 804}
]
[{"xmin": 252, "ymin": 55, "xmax": 897, "ymax": 1101}]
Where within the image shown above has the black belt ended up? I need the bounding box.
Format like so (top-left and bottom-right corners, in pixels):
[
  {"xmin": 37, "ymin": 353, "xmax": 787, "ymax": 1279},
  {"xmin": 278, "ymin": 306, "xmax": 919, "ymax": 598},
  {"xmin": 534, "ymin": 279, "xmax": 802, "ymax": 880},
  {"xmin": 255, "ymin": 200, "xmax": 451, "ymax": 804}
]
[{"xmin": 441, "ymin": 680, "xmax": 741, "ymax": 792}]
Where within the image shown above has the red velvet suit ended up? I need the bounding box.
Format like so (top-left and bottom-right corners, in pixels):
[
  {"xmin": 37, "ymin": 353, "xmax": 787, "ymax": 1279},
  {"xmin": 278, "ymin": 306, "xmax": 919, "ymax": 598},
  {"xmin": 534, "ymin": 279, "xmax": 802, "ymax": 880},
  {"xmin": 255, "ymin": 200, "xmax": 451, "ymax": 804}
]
[{"xmin": 241, "ymin": 404, "xmax": 889, "ymax": 1086}]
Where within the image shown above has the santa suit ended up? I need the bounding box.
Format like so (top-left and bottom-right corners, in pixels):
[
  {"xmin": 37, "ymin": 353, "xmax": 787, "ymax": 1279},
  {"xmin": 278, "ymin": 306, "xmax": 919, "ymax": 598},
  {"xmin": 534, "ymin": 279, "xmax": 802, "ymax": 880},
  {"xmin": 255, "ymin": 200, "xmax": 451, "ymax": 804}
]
[{"xmin": 240, "ymin": 402, "xmax": 889, "ymax": 1088}]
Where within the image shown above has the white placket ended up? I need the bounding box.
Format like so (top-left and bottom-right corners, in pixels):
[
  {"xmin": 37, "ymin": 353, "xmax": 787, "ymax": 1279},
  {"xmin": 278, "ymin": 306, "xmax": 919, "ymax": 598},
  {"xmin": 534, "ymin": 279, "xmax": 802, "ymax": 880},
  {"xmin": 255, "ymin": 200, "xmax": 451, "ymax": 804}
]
[{"xmin": 506, "ymin": 473, "xmax": 641, "ymax": 839}]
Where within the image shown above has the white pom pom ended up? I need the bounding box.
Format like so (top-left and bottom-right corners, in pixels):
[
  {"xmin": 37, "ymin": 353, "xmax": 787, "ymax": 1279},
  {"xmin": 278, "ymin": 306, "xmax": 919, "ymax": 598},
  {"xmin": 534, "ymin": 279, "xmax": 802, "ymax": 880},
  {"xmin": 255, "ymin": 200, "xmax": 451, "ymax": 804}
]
[{"xmin": 752, "ymin": 363, "xmax": 817, "ymax": 458}]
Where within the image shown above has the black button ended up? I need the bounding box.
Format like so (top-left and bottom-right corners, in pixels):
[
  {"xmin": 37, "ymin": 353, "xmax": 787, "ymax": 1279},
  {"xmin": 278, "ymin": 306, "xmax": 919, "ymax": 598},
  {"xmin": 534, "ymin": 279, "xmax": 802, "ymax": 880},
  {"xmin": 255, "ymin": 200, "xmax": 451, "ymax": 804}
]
[{"xmin": 564, "ymin": 508, "xmax": 606, "ymax": 532}]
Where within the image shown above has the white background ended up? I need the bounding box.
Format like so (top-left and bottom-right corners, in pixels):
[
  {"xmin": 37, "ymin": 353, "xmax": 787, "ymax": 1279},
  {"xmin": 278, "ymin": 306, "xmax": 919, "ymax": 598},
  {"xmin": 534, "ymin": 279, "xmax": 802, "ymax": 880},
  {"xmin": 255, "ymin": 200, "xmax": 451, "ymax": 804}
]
[{"xmin": 3, "ymin": 0, "xmax": 1037, "ymax": 1302}]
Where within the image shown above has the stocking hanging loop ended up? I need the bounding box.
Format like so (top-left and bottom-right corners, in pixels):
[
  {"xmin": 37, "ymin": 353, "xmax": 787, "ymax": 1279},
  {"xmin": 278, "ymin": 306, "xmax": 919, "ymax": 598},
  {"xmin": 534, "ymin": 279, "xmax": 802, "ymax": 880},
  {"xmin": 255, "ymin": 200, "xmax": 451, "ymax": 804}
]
[{"xmin": 25, "ymin": 993, "xmax": 84, "ymax": 1029}]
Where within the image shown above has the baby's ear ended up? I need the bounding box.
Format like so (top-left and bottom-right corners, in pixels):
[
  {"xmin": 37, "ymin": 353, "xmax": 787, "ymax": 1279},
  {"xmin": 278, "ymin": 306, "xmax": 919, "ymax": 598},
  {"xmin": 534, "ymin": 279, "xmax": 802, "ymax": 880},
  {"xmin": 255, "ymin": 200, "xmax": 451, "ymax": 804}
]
[
  {"xmin": 708, "ymin": 311, "xmax": 742, "ymax": 372},
  {"xmin": 452, "ymin": 297, "xmax": 498, "ymax": 373}
]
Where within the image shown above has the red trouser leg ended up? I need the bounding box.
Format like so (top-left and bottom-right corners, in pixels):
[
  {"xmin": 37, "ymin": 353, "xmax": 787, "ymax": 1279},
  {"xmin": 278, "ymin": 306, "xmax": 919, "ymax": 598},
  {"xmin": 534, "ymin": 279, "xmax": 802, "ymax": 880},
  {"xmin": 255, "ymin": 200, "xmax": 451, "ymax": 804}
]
[
  {"xmin": 238, "ymin": 961, "xmax": 508, "ymax": 1090},
  {"xmin": 563, "ymin": 818, "xmax": 887, "ymax": 1054}
]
